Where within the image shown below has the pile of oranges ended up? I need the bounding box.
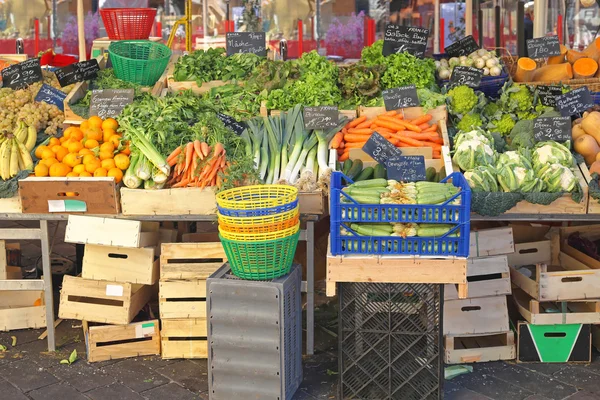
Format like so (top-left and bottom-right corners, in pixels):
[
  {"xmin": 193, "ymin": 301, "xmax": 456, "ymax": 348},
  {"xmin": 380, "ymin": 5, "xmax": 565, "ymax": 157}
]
[{"xmin": 33, "ymin": 116, "xmax": 130, "ymax": 183}]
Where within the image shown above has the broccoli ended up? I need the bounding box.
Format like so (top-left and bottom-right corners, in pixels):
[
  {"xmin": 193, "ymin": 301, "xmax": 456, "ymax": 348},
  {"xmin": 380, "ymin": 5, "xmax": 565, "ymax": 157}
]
[
  {"xmin": 447, "ymin": 85, "xmax": 479, "ymax": 116},
  {"xmin": 457, "ymin": 113, "xmax": 483, "ymax": 132},
  {"xmin": 488, "ymin": 113, "xmax": 516, "ymax": 136},
  {"xmin": 483, "ymin": 102, "xmax": 501, "ymax": 119},
  {"xmin": 508, "ymin": 119, "xmax": 535, "ymax": 150}
]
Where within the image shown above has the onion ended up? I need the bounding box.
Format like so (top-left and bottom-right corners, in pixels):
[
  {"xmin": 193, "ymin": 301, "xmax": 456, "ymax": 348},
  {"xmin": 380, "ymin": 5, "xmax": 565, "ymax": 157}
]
[
  {"xmin": 483, "ymin": 67, "xmax": 490, "ymax": 76},
  {"xmin": 486, "ymin": 58, "xmax": 498, "ymax": 68},
  {"xmin": 474, "ymin": 58, "xmax": 486, "ymax": 69},
  {"xmin": 490, "ymin": 66, "xmax": 502, "ymax": 76},
  {"xmin": 438, "ymin": 68, "xmax": 451, "ymax": 80}
]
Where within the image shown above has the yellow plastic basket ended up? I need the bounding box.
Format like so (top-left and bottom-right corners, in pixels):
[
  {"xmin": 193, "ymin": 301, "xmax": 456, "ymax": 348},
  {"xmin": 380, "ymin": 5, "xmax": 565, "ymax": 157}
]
[
  {"xmin": 218, "ymin": 214, "xmax": 300, "ymax": 234},
  {"xmin": 216, "ymin": 185, "xmax": 298, "ymax": 210},
  {"xmin": 219, "ymin": 223, "xmax": 300, "ymax": 242},
  {"xmin": 217, "ymin": 207, "xmax": 299, "ymax": 227}
]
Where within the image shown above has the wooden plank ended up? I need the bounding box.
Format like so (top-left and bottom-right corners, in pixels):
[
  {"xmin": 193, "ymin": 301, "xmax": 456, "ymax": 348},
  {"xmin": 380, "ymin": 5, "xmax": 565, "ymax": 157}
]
[
  {"xmin": 507, "ymin": 241, "xmax": 552, "ymax": 267},
  {"xmin": 0, "ymin": 290, "xmax": 45, "ymax": 331},
  {"xmin": 159, "ymin": 280, "xmax": 207, "ymax": 319},
  {"xmin": 161, "ymin": 338, "xmax": 208, "ymax": 359},
  {"xmin": 578, "ymin": 162, "xmax": 600, "ymax": 214},
  {"xmin": 160, "ymin": 243, "xmax": 225, "ymax": 281},
  {"xmin": 298, "ymin": 191, "xmax": 327, "ymax": 216},
  {"xmin": 469, "ymin": 227, "xmax": 515, "ymax": 257},
  {"xmin": 0, "ymin": 196, "xmax": 22, "ymax": 213},
  {"xmin": 445, "ymin": 255, "xmax": 511, "ymax": 300},
  {"xmin": 86, "ymin": 320, "xmax": 160, "ymax": 362},
  {"xmin": 445, "ymin": 331, "xmax": 516, "ymax": 364},
  {"xmin": 120, "ymin": 187, "xmax": 216, "ymax": 216},
  {"xmin": 443, "ymin": 295, "xmax": 509, "ymax": 335},
  {"xmin": 512, "ymin": 288, "xmax": 600, "ymax": 325},
  {"xmin": 0, "ymin": 280, "xmax": 44, "ymax": 291},
  {"xmin": 66, "ymin": 216, "xmax": 143, "ymax": 247},
  {"xmin": 63, "ymin": 81, "xmax": 87, "ymax": 125},
  {"xmin": 82, "ymin": 244, "xmax": 158, "ymax": 285},
  {"xmin": 19, "ymin": 177, "xmax": 119, "ymax": 214},
  {"xmin": 0, "ymin": 240, "xmax": 6, "ymax": 280},
  {"xmin": 162, "ymin": 318, "xmax": 207, "ymax": 337}
]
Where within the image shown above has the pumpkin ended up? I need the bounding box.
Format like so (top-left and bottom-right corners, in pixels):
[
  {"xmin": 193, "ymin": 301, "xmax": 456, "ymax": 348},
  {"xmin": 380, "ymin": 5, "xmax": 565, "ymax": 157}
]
[
  {"xmin": 589, "ymin": 160, "xmax": 600, "ymax": 175},
  {"xmin": 581, "ymin": 111, "xmax": 600, "ymax": 144},
  {"xmin": 574, "ymin": 134, "xmax": 600, "ymax": 165},
  {"xmin": 573, "ymin": 124, "xmax": 587, "ymax": 140}
]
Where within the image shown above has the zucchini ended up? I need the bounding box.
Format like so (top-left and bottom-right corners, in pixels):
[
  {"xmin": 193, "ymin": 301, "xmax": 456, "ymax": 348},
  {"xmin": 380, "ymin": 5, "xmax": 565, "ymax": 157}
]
[
  {"xmin": 350, "ymin": 178, "xmax": 388, "ymax": 188},
  {"xmin": 354, "ymin": 167, "xmax": 374, "ymax": 181},
  {"xmin": 425, "ymin": 167, "xmax": 436, "ymax": 182},
  {"xmin": 345, "ymin": 187, "xmax": 389, "ymax": 196},
  {"xmin": 347, "ymin": 159, "xmax": 363, "ymax": 179},
  {"xmin": 374, "ymin": 164, "xmax": 387, "ymax": 179},
  {"xmin": 347, "ymin": 195, "xmax": 381, "ymax": 204},
  {"xmin": 351, "ymin": 224, "xmax": 392, "ymax": 236},
  {"xmin": 342, "ymin": 160, "xmax": 352, "ymax": 175}
]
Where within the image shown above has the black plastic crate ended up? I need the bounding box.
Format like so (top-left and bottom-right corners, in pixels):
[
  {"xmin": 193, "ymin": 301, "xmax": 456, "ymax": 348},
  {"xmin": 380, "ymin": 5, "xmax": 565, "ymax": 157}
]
[{"xmin": 339, "ymin": 283, "xmax": 443, "ymax": 400}]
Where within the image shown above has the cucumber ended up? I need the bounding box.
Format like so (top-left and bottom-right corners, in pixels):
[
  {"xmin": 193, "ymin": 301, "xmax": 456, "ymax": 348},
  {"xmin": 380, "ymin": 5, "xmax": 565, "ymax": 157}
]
[
  {"xmin": 425, "ymin": 167, "xmax": 436, "ymax": 182},
  {"xmin": 347, "ymin": 159, "xmax": 363, "ymax": 179},
  {"xmin": 374, "ymin": 164, "xmax": 387, "ymax": 179},
  {"xmin": 342, "ymin": 160, "xmax": 352, "ymax": 175},
  {"xmin": 336, "ymin": 161, "xmax": 342, "ymax": 172},
  {"xmin": 350, "ymin": 178, "xmax": 388, "ymax": 188},
  {"xmin": 354, "ymin": 167, "xmax": 374, "ymax": 181}
]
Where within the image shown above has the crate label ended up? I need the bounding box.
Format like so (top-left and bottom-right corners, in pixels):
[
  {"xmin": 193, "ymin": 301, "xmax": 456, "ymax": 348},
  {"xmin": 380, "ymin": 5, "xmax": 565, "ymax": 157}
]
[
  {"xmin": 450, "ymin": 66, "xmax": 483, "ymax": 88},
  {"xmin": 47, "ymin": 200, "xmax": 87, "ymax": 213},
  {"xmin": 35, "ymin": 84, "xmax": 67, "ymax": 111},
  {"xmin": 444, "ymin": 35, "xmax": 480, "ymax": 57},
  {"xmin": 2, "ymin": 58, "xmax": 44, "ymax": 90},
  {"xmin": 527, "ymin": 35, "xmax": 561, "ymax": 59},
  {"xmin": 106, "ymin": 284, "xmax": 124, "ymax": 297},
  {"xmin": 226, "ymin": 32, "xmax": 267, "ymax": 57},
  {"xmin": 383, "ymin": 24, "xmax": 429, "ymax": 58},
  {"xmin": 135, "ymin": 322, "xmax": 155, "ymax": 338},
  {"xmin": 386, "ymin": 155, "xmax": 426, "ymax": 182},
  {"xmin": 362, "ymin": 132, "xmax": 402, "ymax": 166},
  {"xmin": 557, "ymin": 87, "xmax": 594, "ymax": 117},
  {"xmin": 533, "ymin": 116, "xmax": 571, "ymax": 142},
  {"xmin": 303, "ymin": 106, "xmax": 339, "ymax": 129},
  {"xmin": 537, "ymin": 85, "xmax": 562, "ymax": 107},
  {"xmin": 89, "ymin": 89, "xmax": 135, "ymax": 119},
  {"xmin": 382, "ymin": 85, "xmax": 419, "ymax": 110}
]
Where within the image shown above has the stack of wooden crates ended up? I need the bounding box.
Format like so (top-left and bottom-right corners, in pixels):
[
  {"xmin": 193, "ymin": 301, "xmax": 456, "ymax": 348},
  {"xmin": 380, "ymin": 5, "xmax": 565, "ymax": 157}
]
[
  {"xmin": 159, "ymin": 239, "xmax": 226, "ymax": 359},
  {"xmin": 443, "ymin": 227, "xmax": 516, "ymax": 364},
  {"xmin": 58, "ymin": 216, "xmax": 162, "ymax": 363}
]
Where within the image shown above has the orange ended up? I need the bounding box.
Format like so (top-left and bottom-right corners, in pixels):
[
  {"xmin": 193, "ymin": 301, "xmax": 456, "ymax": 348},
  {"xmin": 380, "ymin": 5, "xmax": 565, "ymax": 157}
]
[
  {"xmin": 66, "ymin": 127, "xmax": 83, "ymax": 141},
  {"xmin": 99, "ymin": 150, "xmax": 113, "ymax": 161},
  {"xmin": 107, "ymin": 168, "xmax": 123, "ymax": 183},
  {"xmin": 82, "ymin": 154, "xmax": 97, "ymax": 165},
  {"xmin": 101, "ymin": 118, "xmax": 118, "ymax": 131},
  {"xmin": 120, "ymin": 141, "xmax": 131, "ymax": 155},
  {"xmin": 34, "ymin": 163, "xmax": 49, "ymax": 177},
  {"xmin": 41, "ymin": 158, "xmax": 58, "ymax": 167},
  {"xmin": 53, "ymin": 147, "xmax": 68, "ymax": 162},
  {"xmin": 49, "ymin": 163, "xmax": 71, "ymax": 177},
  {"xmin": 85, "ymin": 127, "xmax": 103, "ymax": 142},
  {"xmin": 84, "ymin": 139, "xmax": 99, "ymax": 150},
  {"xmin": 73, "ymin": 164, "xmax": 86, "ymax": 174},
  {"xmin": 101, "ymin": 159, "xmax": 116, "ymax": 170},
  {"xmin": 100, "ymin": 142, "xmax": 115, "ymax": 153},
  {"xmin": 62, "ymin": 127, "xmax": 73, "ymax": 139},
  {"xmin": 114, "ymin": 154, "xmax": 130, "ymax": 170},
  {"xmin": 80, "ymin": 120, "xmax": 90, "ymax": 131},
  {"xmin": 93, "ymin": 167, "xmax": 108, "ymax": 177},
  {"xmin": 109, "ymin": 134, "xmax": 122, "ymax": 148},
  {"xmin": 49, "ymin": 137, "xmax": 60, "ymax": 147},
  {"xmin": 85, "ymin": 159, "xmax": 102, "ymax": 174},
  {"xmin": 66, "ymin": 172, "xmax": 79, "ymax": 178},
  {"xmin": 41, "ymin": 148, "xmax": 55, "ymax": 160},
  {"xmin": 79, "ymin": 148, "xmax": 92, "ymax": 156},
  {"xmin": 63, "ymin": 153, "xmax": 82, "ymax": 168},
  {"xmin": 59, "ymin": 136, "xmax": 67, "ymax": 144},
  {"xmin": 102, "ymin": 128, "xmax": 117, "ymax": 143},
  {"xmin": 35, "ymin": 145, "xmax": 50, "ymax": 159},
  {"xmin": 79, "ymin": 171, "xmax": 92, "ymax": 177},
  {"xmin": 68, "ymin": 141, "xmax": 84, "ymax": 154},
  {"xmin": 88, "ymin": 116, "xmax": 103, "ymax": 129}
]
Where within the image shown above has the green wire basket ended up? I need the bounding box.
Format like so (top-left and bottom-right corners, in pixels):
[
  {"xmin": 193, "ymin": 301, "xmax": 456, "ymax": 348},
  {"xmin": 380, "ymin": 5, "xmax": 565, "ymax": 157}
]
[
  {"xmin": 219, "ymin": 230, "xmax": 300, "ymax": 280},
  {"xmin": 108, "ymin": 40, "xmax": 171, "ymax": 86}
]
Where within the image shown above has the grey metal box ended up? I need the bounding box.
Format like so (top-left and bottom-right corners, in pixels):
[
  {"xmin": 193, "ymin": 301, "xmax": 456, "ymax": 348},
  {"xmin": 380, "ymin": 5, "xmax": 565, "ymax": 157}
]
[{"xmin": 207, "ymin": 263, "xmax": 303, "ymax": 400}]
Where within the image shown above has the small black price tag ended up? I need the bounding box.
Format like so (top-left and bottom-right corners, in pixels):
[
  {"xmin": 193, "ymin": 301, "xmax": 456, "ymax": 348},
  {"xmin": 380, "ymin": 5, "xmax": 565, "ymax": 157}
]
[
  {"xmin": 450, "ymin": 66, "xmax": 483, "ymax": 88},
  {"xmin": 35, "ymin": 84, "xmax": 67, "ymax": 111},
  {"xmin": 557, "ymin": 87, "xmax": 594, "ymax": 117},
  {"xmin": 217, "ymin": 113, "xmax": 247, "ymax": 135},
  {"xmin": 533, "ymin": 116, "xmax": 571, "ymax": 142},
  {"xmin": 55, "ymin": 59, "xmax": 100, "ymax": 87},
  {"xmin": 537, "ymin": 85, "xmax": 562, "ymax": 107},
  {"xmin": 1, "ymin": 58, "xmax": 43, "ymax": 90},
  {"xmin": 303, "ymin": 106, "xmax": 339, "ymax": 130},
  {"xmin": 89, "ymin": 89, "xmax": 135, "ymax": 119},
  {"xmin": 77, "ymin": 59, "xmax": 100, "ymax": 81},
  {"xmin": 361, "ymin": 132, "xmax": 402, "ymax": 166},
  {"xmin": 527, "ymin": 35, "xmax": 561, "ymax": 59},
  {"xmin": 226, "ymin": 32, "xmax": 267, "ymax": 57},
  {"xmin": 444, "ymin": 35, "xmax": 480, "ymax": 57},
  {"xmin": 382, "ymin": 24, "xmax": 430, "ymax": 58},
  {"xmin": 386, "ymin": 155, "xmax": 426, "ymax": 182},
  {"xmin": 382, "ymin": 85, "xmax": 419, "ymax": 110}
]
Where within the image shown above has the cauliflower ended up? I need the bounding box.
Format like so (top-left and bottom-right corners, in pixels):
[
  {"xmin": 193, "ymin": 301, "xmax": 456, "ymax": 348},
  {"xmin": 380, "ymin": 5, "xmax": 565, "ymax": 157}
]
[
  {"xmin": 453, "ymin": 137, "xmax": 497, "ymax": 171},
  {"xmin": 447, "ymin": 85, "xmax": 479, "ymax": 115},
  {"xmin": 464, "ymin": 165, "xmax": 498, "ymax": 192},
  {"xmin": 488, "ymin": 113, "xmax": 516, "ymax": 136},
  {"xmin": 536, "ymin": 163, "xmax": 577, "ymax": 192},
  {"xmin": 510, "ymin": 85, "xmax": 533, "ymax": 112},
  {"xmin": 457, "ymin": 113, "xmax": 483, "ymax": 132},
  {"xmin": 532, "ymin": 141, "xmax": 572, "ymax": 170}
]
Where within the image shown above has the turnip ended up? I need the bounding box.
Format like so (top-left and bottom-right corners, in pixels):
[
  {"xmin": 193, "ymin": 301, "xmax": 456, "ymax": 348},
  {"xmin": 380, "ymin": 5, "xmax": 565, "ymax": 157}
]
[
  {"xmin": 474, "ymin": 58, "xmax": 486, "ymax": 69},
  {"xmin": 438, "ymin": 68, "xmax": 451, "ymax": 79},
  {"xmin": 485, "ymin": 58, "xmax": 497, "ymax": 68},
  {"xmin": 483, "ymin": 67, "xmax": 490, "ymax": 76},
  {"xmin": 490, "ymin": 66, "xmax": 502, "ymax": 76}
]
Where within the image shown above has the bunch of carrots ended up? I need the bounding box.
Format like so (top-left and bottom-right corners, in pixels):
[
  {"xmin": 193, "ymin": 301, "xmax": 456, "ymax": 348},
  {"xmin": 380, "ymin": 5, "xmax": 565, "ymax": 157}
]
[
  {"xmin": 330, "ymin": 111, "xmax": 443, "ymax": 161},
  {"xmin": 166, "ymin": 140, "xmax": 228, "ymax": 189}
]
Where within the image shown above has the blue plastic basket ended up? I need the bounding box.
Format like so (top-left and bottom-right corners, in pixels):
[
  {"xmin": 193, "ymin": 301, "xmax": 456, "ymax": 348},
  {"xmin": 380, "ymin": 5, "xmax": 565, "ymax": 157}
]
[
  {"xmin": 329, "ymin": 171, "xmax": 471, "ymax": 257},
  {"xmin": 592, "ymin": 91, "xmax": 600, "ymax": 105},
  {"xmin": 218, "ymin": 199, "xmax": 299, "ymax": 217}
]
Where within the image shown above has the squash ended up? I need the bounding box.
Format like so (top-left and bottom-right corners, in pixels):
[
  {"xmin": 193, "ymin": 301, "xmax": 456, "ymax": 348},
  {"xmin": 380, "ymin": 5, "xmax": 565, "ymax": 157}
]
[
  {"xmin": 584, "ymin": 37, "xmax": 600, "ymax": 61},
  {"xmin": 573, "ymin": 58, "xmax": 599, "ymax": 79},
  {"xmin": 596, "ymin": 152, "xmax": 600, "ymax": 162},
  {"xmin": 573, "ymin": 124, "xmax": 587, "ymax": 140},
  {"xmin": 548, "ymin": 44, "xmax": 568, "ymax": 64},
  {"xmin": 581, "ymin": 111, "xmax": 600, "ymax": 144},
  {"xmin": 574, "ymin": 134, "xmax": 600, "ymax": 165},
  {"xmin": 514, "ymin": 57, "xmax": 537, "ymax": 82},
  {"xmin": 532, "ymin": 62, "xmax": 573, "ymax": 82},
  {"xmin": 566, "ymin": 50, "xmax": 588, "ymax": 64},
  {"xmin": 573, "ymin": 117, "xmax": 583, "ymax": 126},
  {"xmin": 589, "ymin": 160, "xmax": 600, "ymax": 175}
]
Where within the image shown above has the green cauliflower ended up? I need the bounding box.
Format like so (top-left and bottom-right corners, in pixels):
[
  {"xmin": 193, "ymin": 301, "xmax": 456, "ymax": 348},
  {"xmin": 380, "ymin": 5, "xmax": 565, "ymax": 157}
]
[
  {"xmin": 457, "ymin": 113, "xmax": 483, "ymax": 132},
  {"xmin": 499, "ymin": 83, "xmax": 533, "ymax": 113},
  {"xmin": 508, "ymin": 119, "xmax": 535, "ymax": 150},
  {"xmin": 483, "ymin": 102, "xmax": 501, "ymax": 119},
  {"xmin": 447, "ymin": 85, "xmax": 479, "ymax": 116},
  {"xmin": 488, "ymin": 113, "xmax": 516, "ymax": 136},
  {"xmin": 516, "ymin": 111, "xmax": 537, "ymax": 121}
]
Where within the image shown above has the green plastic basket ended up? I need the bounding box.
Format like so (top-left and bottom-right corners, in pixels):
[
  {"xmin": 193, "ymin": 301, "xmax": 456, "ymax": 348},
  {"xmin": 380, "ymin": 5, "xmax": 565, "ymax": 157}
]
[
  {"xmin": 219, "ymin": 231, "xmax": 300, "ymax": 280},
  {"xmin": 108, "ymin": 40, "xmax": 171, "ymax": 86}
]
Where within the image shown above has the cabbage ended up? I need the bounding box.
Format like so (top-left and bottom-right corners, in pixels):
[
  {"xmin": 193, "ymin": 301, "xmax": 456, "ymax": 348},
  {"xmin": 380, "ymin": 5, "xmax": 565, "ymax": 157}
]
[
  {"xmin": 464, "ymin": 166, "xmax": 498, "ymax": 192},
  {"xmin": 532, "ymin": 141, "xmax": 572, "ymax": 171},
  {"xmin": 452, "ymin": 137, "xmax": 497, "ymax": 171},
  {"xmin": 497, "ymin": 164, "xmax": 544, "ymax": 192},
  {"xmin": 536, "ymin": 163, "xmax": 577, "ymax": 192}
]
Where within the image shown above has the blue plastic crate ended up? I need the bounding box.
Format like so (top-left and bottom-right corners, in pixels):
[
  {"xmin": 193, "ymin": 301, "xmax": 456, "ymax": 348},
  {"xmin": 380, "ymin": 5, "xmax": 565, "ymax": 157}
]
[
  {"xmin": 217, "ymin": 198, "xmax": 299, "ymax": 217},
  {"xmin": 592, "ymin": 91, "xmax": 600, "ymax": 105},
  {"xmin": 330, "ymin": 171, "xmax": 471, "ymax": 257}
]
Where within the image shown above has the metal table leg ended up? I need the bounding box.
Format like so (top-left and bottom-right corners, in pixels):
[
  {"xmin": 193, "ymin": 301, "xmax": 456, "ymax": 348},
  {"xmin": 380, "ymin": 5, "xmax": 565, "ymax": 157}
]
[
  {"xmin": 40, "ymin": 220, "xmax": 55, "ymax": 351},
  {"xmin": 306, "ymin": 220, "xmax": 315, "ymax": 355}
]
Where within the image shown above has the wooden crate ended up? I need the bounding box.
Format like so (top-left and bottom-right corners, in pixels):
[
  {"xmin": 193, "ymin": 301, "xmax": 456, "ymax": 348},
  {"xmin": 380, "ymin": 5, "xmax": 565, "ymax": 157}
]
[
  {"xmin": 0, "ymin": 195, "xmax": 22, "ymax": 213},
  {"xmin": 160, "ymin": 242, "xmax": 225, "ymax": 281},
  {"xmin": 66, "ymin": 216, "xmax": 159, "ymax": 248},
  {"xmin": 159, "ymin": 280, "xmax": 206, "ymax": 319},
  {"xmin": 0, "ymin": 290, "xmax": 45, "ymax": 331},
  {"xmin": 161, "ymin": 318, "xmax": 208, "ymax": 359},
  {"xmin": 84, "ymin": 319, "xmax": 160, "ymax": 363},
  {"xmin": 298, "ymin": 191, "xmax": 327, "ymax": 215},
  {"xmin": 1, "ymin": 241, "xmax": 21, "ymax": 280},
  {"xmin": 512, "ymin": 288, "xmax": 600, "ymax": 325},
  {"xmin": 577, "ymin": 162, "xmax": 600, "ymax": 214},
  {"xmin": 470, "ymin": 227, "xmax": 514, "ymax": 258},
  {"xmin": 19, "ymin": 177, "xmax": 119, "ymax": 214},
  {"xmin": 444, "ymin": 255, "xmax": 511, "ymax": 300},
  {"xmin": 444, "ymin": 331, "xmax": 515, "ymax": 364},
  {"xmin": 120, "ymin": 187, "xmax": 216, "ymax": 216},
  {"xmin": 59, "ymin": 275, "xmax": 154, "ymax": 325},
  {"xmin": 560, "ymin": 225, "xmax": 600, "ymax": 270},
  {"xmin": 518, "ymin": 321, "xmax": 591, "ymax": 363},
  {"xmin": 443, "ymin": 295, "xmax": 509, "ymax": 335},
  {"xmin": 82, "ymin": 244, "xmax": 159, "ymax": 285},
  {"xmin": 151, "ymin": 54, "xmax": 177, "ymax": 97},
  {"xmin": 166, "ymin": 53, "xmax": 229, "ymax": 95},
  {"xmin": 326, "ymin": 244, "xmax": 467, "ymax": 297},
  {"xmin": 508, "ymin": 240, "xmax": 553, "ymax": 267},
  {"xmin": 357, "ymin": 104, "xmax": 447, "ymax": 123}
]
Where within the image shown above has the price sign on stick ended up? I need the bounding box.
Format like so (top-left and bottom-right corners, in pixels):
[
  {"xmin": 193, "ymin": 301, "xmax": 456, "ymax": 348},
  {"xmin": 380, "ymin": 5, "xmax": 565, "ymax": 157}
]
[
  {"xmin": 382, "ymin": 85, "xmax": 419, "ymax": 110},
  {"xmin": 556, "ymin": 87, "xmax": 594, "ymax": 117},
  {"xmin": 217, "ymin": 113, "xmax": 247, "ymax": 135},
  {"xmin": 386, "ymin": 155, "xmax": 427, "ymax": 182},
  {"xmin": 226, "ymin": 32, "xmax": 267, "ymax": 57},
  {"xmin": 1, "ymin": 58, "xmax": 43, "ymax": 90},
  {"xmin": 362, "ymin": 132, "xmax": 402, "ymax": 166},
  {"xmin": 54, "ymin": 59, "xmax": 100, "ymax": 87},
  {"xmin": 527, "ymin": 36, "xmax": 561, "ymax": 59},
  {"xmin": 450, "ymin": 66, "xmax": 483, "ymax": 88},
  {"xmin": 444, "ymin": 35, "xmax": 480, "ymax": 57},
  {"xmin": 533, "ymin": 117, "xmax": 571, "ymax": 142},
  {"xmin": 303, "ymin": 106, "xmax": 339, "ymax": 130},
  {"xmin": 537, "ymin": 85, "xmax": 562, "ymax": 107},
  {"xmin": 35, "ymin": 84, "xmax": 67, "ymax": 111},
  {"xmin": 89, "ymin": 89, "xmax": 135, "ymax": 119},
  {"xmin": 383, "ymin": 24, "xmax": 430, "ymax": 58}
]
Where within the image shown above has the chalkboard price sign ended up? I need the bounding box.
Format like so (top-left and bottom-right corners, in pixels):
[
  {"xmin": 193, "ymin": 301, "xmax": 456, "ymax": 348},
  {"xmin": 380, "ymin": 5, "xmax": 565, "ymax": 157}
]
[
  {"xmin": 450, "ymin": 66, "xmax": 483, "ymax": 88},
  {"xmin": 77, "ymin": 59, "xmax": 100, "ymax": 81},
  {"xmin": 382, "ymin": 24, "xmax": 430, "ymax": 58},
  {"xmin": 537, "ymin": 85, "xmax": 562, "ymax": 107},
  {"xmin": 533, "ymin": 116, "xmax": 571, "ymax": 142},
  {"xmin": 226, "ymin": 32, "xmax": 267, "ymax": 57},
  {"xmin": 556, "ymin": 87, "xmax": 594, "ymax": 117},
  {"xmin": 35, "ymin": 84, "xmax": 67, "ymax": 111},
  {"xmin": 55, "ymin": 59, "xmax": 100, "ymax": 87},
  {"xmin": 361, "ymin": 132, "xmax": 402, "ymax": 166},
  {"xmin": 217, "ymin": 113, "xmax": 246, "ymax": 135},
  {"xmin": 444, "ymin": 35, "xmax": 480, "ymax": 57},
  {"xmin": 382, "ymin": 85, "xmax": 419, "ymax": 110},
  {"xmin": 303, "ymin": 106, "xmax": 339, "ymax": 130},
  {"xmin": 386, "ymin": 155, "xmax": 426, "ymax": 182},
  {"xmin": 526, "ymin": 36, "xmax": 561, "ymax": 59},
  {"xmin": 1, "ymin": 58, "xmax": 43, "ymax": 90},
  {"xmin": 89, "ymin": 89, "xmax": 135, "ymax": 119}
]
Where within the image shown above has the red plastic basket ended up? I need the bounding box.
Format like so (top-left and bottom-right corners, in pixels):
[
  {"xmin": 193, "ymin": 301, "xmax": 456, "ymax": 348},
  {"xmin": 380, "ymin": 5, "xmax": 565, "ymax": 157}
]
[{"xmin": 100, "ymin": 8, "xmax": 157, "ymax": 40}]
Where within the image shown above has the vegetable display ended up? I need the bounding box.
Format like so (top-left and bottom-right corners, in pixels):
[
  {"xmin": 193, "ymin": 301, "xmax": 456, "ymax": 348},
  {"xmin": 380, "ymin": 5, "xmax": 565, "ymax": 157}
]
[
  {"xmin": 436, "ymin": 49, "xmax": 503, "ymax": 79},
  {"xmin": 173, "ymin": 48, "xmax": 263, "ymax": 84}
]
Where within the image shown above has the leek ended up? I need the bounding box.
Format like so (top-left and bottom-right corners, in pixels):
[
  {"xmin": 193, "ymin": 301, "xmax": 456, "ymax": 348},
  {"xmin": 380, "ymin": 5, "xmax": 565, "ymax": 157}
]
[
  {"xmin": 258, "ymin": 129, "xmax": 269, "ymax": 180},
  {"xmin": 135, "ymin": 154, "xmax": 152, "ymax": 181},
  {"xmin": 290, "ymin": 134, "xmax": 318, "ymax": 184},
  {"xmin": 281, "ymin": 105, "xmax": 301, "ymax": 176},
  {"xmin": 285, "ymin": 116, "xmax": 309, "ymax": 181},
  {"xmin": 264, "ymin": 116, "xmax": 282, "ymax": 184},
  {"xmin": 123, "ymin": 152, "xmax": 142, "ymax": 189},
  {"xmin": 305, "ymin": 145, "xmax": 317, "ymax": 175},
  {"xmin": 316, "ymin": 117, "xmax": 348, "ymax": 175},
  {"xmin": 152, "ymin": 168, "xmax": 168, "ymax": 184},
  {"xmin": 128, "ymin": 127, "xmax": 170, "ymax": 176}
]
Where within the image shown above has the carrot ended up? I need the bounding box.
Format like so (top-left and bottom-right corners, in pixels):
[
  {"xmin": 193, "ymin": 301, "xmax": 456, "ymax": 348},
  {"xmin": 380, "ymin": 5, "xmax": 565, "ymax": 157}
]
[
  {"xmin": 205, "ymin": 155, "xmax": 223, "ymax": 185},
  {"xmin": 167, "ymin": 146, "xmax": 182, "ymax": 163},
  {"xmin": 339, "ymin": 141, "xmax": 345, "ymax": 149},
  {"xmin": 191, "ymin": 155, "xmax": 198, "ymax": 177},
  {"xmin": 374, "ymin": 119, "xmax": 405, "ymax": 132},
  {"xmin": 397, "ymin": 136, "xmax": 432, "ymax": 147},
  {"xmin": 172, "ymin": 178, "xmax": 190, "ymax": 188},
  {"xmin": 394, "ymin": 113, "xmax": 404, "ymax": 120},
  {"xmin": 410, "ymin": 114, "xmax": 433, "ymax": 126},
  {"xmin": 384, "ymin": 110, "xmax": 397, "ymax": 116},
  {"xmin": 330, "ymin": 132, "xmax": 344, "ymax": 149},
  {"xmin": 168, "ymin": 157, "xmax": 178, "ymax": 167},
  {"xmin": 373, "ymin": 127, "xmax": 394, "ymax": 134},
  {"xmin": 193, "ymin": 140, "xmax": 203, "ymax": 159},
  {"xmin": 421, "ymin": 141, "xmax": 443, "ymax": 150},
  {"xmin": 418, "ymin": 122, "xmax": 431, "ymax": 130},
  {"xmin": 399, "ymin": 131, "xmax": 442, "ymax": 142},
  {"xmin": 344, "ymin": 141, "xmax": 368, "ymax": 149},
  {"xmin": 200, "ymin": 142, "xmax": 209, "ymax": 158},
  {"xmin": 338, "ymin": 152, "xmax": 350, "ymax": 162},
  {"xmin": 345, "ymin": 133, "xmax": 372, "ymax": 142},
  {"xmin": 377, "ymin": 115, "xmax": 400, "ymax": 123},
  {"xmin": 423, "ymin": 124, "xmax": 438, "ymax": 133},
  {"xmin": 348, "ymin": 115, "xmax": 367, "ymax": 128},
  {"xmin": 356, "ymin": 119, "xmax": 374, "ymax": 129},
  {"xmin": 183, "ymin": 142, "xmax": 194, "ymax": 172},
  {"xmin": 396, "ymin": 120, "xmax": 422, "ymax": 133},
  {"xmin": 213, "ymin": 142, "xmax": 224, "ymax": 156},
  {"xmin": 347, "ymin": 128, "xmax": 373, "ymax": 135}
]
